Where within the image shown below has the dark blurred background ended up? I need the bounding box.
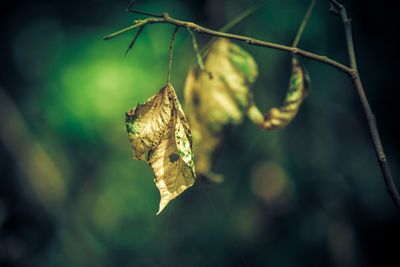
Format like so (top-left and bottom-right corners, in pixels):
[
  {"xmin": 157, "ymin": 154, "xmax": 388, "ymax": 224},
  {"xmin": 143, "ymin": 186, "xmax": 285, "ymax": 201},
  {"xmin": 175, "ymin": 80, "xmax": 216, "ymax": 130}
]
[{"xmin": 0, "ymin": 0, "xmax": 399, "ymax": 266}]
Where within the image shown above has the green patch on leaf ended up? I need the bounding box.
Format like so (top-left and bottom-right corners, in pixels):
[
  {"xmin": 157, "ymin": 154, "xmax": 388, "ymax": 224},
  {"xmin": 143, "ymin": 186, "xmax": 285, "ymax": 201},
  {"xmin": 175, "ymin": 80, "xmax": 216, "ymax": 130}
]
[{"xmin": 169, "ymin": 153, "xmax": 180, "ymax": 163}]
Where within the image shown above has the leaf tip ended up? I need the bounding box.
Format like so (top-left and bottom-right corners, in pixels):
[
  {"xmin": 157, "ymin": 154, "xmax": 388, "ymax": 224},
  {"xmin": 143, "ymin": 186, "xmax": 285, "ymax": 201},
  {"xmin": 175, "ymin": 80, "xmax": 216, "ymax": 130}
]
[
  {"xmin": 156, "ymin": 204, "xmax": 166, "ymax": 215},
  {"xmin": 156, "ymin": 194, "xmax": 171, "ymax": 215}
]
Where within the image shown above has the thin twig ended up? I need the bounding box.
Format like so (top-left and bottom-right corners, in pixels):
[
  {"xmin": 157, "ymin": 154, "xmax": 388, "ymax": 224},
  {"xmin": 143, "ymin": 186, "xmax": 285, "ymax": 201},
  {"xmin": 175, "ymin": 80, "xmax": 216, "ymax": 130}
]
[
  {"xmin": 187, "ymin": 27, "xmax": 206, "ymax": 70},
  {"xmin": 124, "ymin": 26, "xmax": 145, "ymax": 57},
  {"xmin": 104, "ymin": 14, "xmax": 352, "ymax": 74},
  {"xmin": 292, "ymin": 0, "xmax": 317, "ymax": 48},
  {"xmin": 329, "ymin": 0, "xmax": 356, "ymax": 69},
  {"xmin": 126, "ymin": 1, "xmax": 163, "ymax": 18},
  {"xmin": 104, "ymin": 18, "xmax": 158, "ymax": 40},
  {"xmin": 200, "ymin": 0, "xmax": 268, "ymax": 57},
  {"xmin": 330, "ymin": 0, "xmax": 400, "ymax": 211},
  {"xmin": 220, "ymin": 0, "xmax": 267, "ymax": 32},
  {"xmin": 168, "ymin": 26, "xmax": 179, "ymax": 84}
]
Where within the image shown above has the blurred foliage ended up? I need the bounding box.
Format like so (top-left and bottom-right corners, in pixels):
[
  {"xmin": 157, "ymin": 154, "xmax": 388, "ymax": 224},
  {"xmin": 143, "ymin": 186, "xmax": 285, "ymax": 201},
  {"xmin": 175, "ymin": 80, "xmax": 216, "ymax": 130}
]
[
  {"xmin": 184, "ymin": 38, "xmax": 258, "ymax": 183},
  {"xmin": 0, "ymin": 0, "xmax": 399, "ymax": 267}
]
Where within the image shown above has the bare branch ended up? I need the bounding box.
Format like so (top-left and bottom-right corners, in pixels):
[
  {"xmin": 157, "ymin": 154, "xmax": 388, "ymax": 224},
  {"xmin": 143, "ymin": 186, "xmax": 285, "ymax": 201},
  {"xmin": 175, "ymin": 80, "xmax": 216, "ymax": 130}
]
[
  {"xmin": 292, "ymin": 0, "xmax": 317, "ymax": 48},
  {"xmin": 124, "ymin": 26, "xmax": 145, "ymax": 57},
  {"xmin": 167, "ymin": 26, "xmax": 179, "ymax": 84},
  {"xmin": 126, "ymin": 0, "xmax": 163, "ymax": 18},
  {"xmin": 104, "ymin": 18, "xmax": 161, "ymax": 40},
  {"xmin": 329, "ymin": 0, "xmax": 400, "ymax": 211},
  {"xmin": 200, "ymin": 0, "xmax": 268, "ymax": 58},
  {"xmin": 104, "ymin": 13, "xmax": 352, "ymax": 74},
  {"xmin": 187, "ymin": 28, "xmax": 206, "ymax": 70}
]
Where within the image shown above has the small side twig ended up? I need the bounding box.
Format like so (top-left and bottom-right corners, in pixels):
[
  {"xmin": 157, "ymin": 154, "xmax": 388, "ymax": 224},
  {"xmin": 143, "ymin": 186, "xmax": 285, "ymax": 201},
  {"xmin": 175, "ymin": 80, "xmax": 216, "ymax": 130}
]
[
  {"xmin": 126, "ymin": 0, "xmax": 163, "ymax": 18},
  {"xmin": 104, "ymin": 18, "xmax": 159, "ymax": 40},
  {"xmin": 200, "ymin": 0, "xmax": 268, "ymax": 58},
  {"xmin": 187, "ymin": 27, "xmax": 213, "ymax": 79},
  {"xmin": 124, "ymin": 26, "xmax": 145, "ymax": 57},
  {"xmin": 330, "ymin": 0, "xmax": 400, "ymax": 211},
  {"xmin": 167, "ymin": 26, "xmax": 179, "ymax": 84},
  {"xmin": 187, "ymin": 28, "xmax": 206, "ymax": 71},
  {"xmin": 292, "ymin": 0, "xmax": 317, "ymax": 48}
]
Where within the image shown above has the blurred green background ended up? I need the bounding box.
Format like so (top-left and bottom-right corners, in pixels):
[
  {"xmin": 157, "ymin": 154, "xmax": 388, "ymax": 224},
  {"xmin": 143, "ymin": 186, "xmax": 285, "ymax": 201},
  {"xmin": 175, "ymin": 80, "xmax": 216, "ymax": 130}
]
[{"xmin": 0, "ymin": 0, "xmax": 399, "ymax": 266}]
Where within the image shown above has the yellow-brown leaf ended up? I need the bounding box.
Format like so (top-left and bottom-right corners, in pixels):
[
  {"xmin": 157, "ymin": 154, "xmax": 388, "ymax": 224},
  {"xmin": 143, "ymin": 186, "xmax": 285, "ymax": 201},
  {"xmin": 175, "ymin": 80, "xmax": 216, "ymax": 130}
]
[{"xmin": 126, "ymin": 83, "xmax": 195, "ymax": 214}]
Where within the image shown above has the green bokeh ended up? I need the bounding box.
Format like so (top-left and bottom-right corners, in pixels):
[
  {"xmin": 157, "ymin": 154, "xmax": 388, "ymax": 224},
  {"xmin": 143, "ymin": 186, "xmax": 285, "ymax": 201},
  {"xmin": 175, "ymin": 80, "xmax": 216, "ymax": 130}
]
[{"xmin": 1, "ymin": 0, "xmax": 399, "ymax": 267}]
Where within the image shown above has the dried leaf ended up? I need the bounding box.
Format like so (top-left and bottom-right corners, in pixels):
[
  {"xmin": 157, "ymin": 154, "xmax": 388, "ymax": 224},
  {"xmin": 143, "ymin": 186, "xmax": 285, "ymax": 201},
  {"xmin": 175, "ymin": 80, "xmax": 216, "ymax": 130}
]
[
  {"xmin": 184, "ymin": 39, "xmax": 258, "ymax": 182},
  {"xmin": 126, "ymin": 83, "xmax": 195, "ymax": 214},
  {"xmin": 260, "ymin": 57, "xmax": 310, "ymax": 129},
  {"xmin": 184, "ymin": 69, "xmax": 222, "ymax": 183}
]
